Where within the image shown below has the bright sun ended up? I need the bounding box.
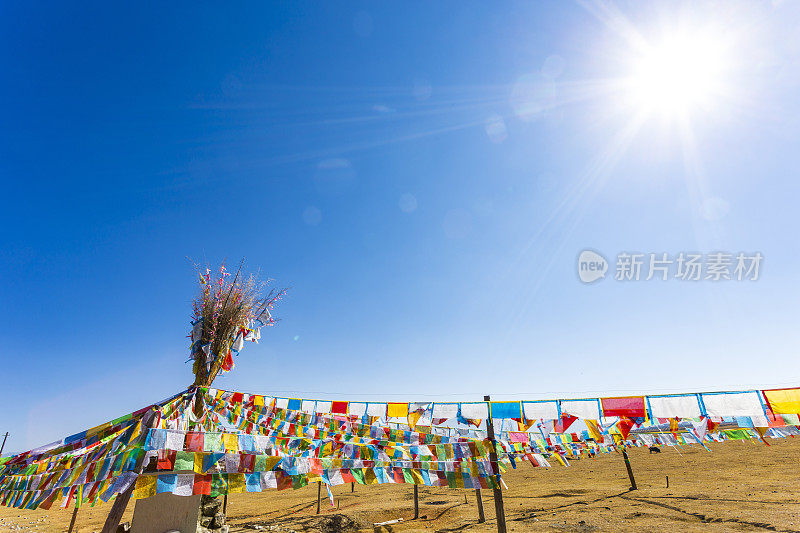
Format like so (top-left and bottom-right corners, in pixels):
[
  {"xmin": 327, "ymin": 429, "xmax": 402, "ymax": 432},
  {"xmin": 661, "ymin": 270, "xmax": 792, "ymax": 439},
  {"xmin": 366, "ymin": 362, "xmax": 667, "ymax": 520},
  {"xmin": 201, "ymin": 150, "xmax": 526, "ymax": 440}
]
[{"xmin": 625, "ymin": 31, "xmax": 729, "ymax": 116}]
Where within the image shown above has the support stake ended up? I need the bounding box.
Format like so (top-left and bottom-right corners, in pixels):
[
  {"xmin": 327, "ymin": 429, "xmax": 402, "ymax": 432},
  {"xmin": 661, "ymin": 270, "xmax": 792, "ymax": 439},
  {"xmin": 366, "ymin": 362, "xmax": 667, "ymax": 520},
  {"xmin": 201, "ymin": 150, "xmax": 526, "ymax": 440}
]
[
  {"xmin": 101, "ymin": 408, "xmax": 158, "ymax": 533},
  {"xmin": 622, "ymin": 449, "xmax": 637, "ymax": 490},
  {"xmin": 484, "ymin": 395, "xmax": 507, "ymax": 533},
  {"xmin": 475, "ymin": 489, "xmax": 485, "ymax": 523},
  {"xmin": 68, "ymin": 506, "xmax": 79, "ymax": 533},
  {"xmin": 101, "ymin": 483, "xmax": 133, "ymax": 533},
  {"xmin": 0, "ymin": 432, "xmax": 8, "ymax": 456},
  {"xmin": 317, "ymin": 481, "xmax": 321, "ymax": 514},
  {"xmin": 413, "ymin": 484, "xmax": 419, "ymax": 519}
]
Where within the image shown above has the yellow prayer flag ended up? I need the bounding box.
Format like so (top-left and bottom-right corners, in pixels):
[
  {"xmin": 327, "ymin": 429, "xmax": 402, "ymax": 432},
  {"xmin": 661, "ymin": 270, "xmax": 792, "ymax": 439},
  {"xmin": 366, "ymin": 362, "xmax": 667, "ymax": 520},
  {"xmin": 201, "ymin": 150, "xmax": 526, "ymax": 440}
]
[
  {"xmin": 517, "ymin": 419, "xmax": 535, "ymax": 432},
  {"xmin": 585, "ymin": 420, "xmax": 602, "ymax": 441},
  {"xmin": 443, "ymin": 444, "xmax": 454, "ymax": 459},
  {"xmin": 86, "ymin": 422, "xmax": 111, "ymax": 439},
  {"xmin": 409, "ymin": 469, "xmax": 424, "ymax": 485},
  {"xmin": 133, "ymin": 475, "xmax": 156, "ymax": 500},
  {"xmin": 264, "ymin": 457, "xmax": 282, "ymax": 471},
  {"xmin": 764, "ymin": 389, "xmax": 800, "ymax": 415},
  {"xmin": 407, "ymin": 411, "xmax": 423, "ymax": 430},
  {"xmin": 227, "ymin": 474, "xmax": 246, "ymax": 494},
  {"xmin": 128, "ymin": 421, "xmax": 142, "ymax": 443},
  {"xmin": 222, "ymin": 433, "xmax": 239, "ymax": 452},
  {"xmin": 193, "ymin": 453, "xmax": 204, "ymax": 473},
  {"xmin": 387, "ymin": 403, "xmax": 408, "ymax": 418}
]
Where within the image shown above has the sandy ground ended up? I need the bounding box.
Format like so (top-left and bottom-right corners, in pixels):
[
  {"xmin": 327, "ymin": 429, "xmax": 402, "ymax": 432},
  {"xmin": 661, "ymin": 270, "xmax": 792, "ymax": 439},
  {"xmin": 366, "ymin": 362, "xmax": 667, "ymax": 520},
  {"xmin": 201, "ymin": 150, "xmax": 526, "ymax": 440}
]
[{"xmin": 2, "ymin": 437, "xmax": 799, "ymax": 532}]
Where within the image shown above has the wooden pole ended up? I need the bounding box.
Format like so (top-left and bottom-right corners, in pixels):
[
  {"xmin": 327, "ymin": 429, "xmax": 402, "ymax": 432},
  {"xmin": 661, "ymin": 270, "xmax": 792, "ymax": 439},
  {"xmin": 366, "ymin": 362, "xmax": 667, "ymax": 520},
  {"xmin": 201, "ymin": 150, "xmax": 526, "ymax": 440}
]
[
  {"xmin": 0, "ymin": 432, "xmax": 8, "ymax": 456},
  {"xmin": 316, "ymin": 482, "xmax": 321, "ymax": 514},
  {"xmin": 622, "ymin": 449, "xmax": 637, "ymax": 490},
  {"xmin": 101, "ymin": 408, "xmax": 158, "ymax": 533},
  {"xmin": 101, "ymin": 482, "xmax": 133, "ymax": 533},
  {"xmin": 223, "ymin": 493, "xmax": 228, "ymax": 514},
  {"xmin": 484, "ymin": 395, "xmax": 507, "ymax": 533},
  {"xmin": 413, "ymin": 484, "xmax": 419, "ymax": 519},
  {"xmin": 475, "ymin": 489, "xmax": 485, "ymax": 523},
  {"xmin": 68, "ymin": 506, "xmax": 79, "ymax": 533},
  {"xmin": 351, "ymin": 482, "xmax": 354, "ymax": 493}
]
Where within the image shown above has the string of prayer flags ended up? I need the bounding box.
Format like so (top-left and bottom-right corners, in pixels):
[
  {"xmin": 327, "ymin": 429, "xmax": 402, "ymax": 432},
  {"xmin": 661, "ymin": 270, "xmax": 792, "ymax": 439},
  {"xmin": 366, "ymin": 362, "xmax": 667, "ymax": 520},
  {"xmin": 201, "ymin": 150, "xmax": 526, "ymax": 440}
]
[{"xmin": 4, "ymin": 384, "xmax": 800, "ymax": 510}]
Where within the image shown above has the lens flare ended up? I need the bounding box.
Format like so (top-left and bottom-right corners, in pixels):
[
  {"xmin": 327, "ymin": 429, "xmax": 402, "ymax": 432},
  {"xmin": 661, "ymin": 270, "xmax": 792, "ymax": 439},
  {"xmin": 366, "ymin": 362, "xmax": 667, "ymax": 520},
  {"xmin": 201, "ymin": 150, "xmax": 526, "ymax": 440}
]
[{"xmin": 624, "ymin": 30, "xmax": 729, "ymax": 116}]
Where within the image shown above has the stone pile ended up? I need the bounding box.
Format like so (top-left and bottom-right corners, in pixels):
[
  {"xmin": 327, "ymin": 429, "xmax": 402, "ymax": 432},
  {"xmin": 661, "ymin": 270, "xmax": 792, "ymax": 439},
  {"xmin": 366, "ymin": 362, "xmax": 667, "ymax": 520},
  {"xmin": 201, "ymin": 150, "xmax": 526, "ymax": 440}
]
[{"xmin": 198, "ymin": 495, "xmax": 228, "ymax": 533}]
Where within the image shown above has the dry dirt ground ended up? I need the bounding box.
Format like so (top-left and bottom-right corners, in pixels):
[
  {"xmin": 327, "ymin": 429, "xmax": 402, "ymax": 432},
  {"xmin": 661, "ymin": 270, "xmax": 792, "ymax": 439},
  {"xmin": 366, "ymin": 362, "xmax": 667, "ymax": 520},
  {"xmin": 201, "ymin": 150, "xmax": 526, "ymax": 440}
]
[{"xmin": 2, "ymin": 437, "xmax": 799, "ymax": 532}]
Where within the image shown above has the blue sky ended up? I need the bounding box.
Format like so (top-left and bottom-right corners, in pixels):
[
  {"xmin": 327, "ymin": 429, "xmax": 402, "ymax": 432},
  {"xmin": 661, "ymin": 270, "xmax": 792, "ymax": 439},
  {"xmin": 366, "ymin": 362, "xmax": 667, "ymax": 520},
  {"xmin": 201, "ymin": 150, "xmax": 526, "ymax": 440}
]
[{"xmin": 2, "ymin": 1, "xmax": 799, "ymax": 453}]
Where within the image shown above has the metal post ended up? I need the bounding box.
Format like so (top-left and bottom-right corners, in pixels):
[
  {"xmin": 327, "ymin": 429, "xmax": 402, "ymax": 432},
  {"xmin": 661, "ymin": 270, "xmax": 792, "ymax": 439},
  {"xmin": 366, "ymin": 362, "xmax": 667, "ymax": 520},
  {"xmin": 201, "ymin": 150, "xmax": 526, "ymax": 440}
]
[
  {"xmin": 475, "ymin": 489, "xmax": 485, "ymax": 523},
  {"xmin": 316, "ymin": 482, "xmax": 321, "ymax": 514},
  {"xmin": 0, "ymin": 432, "xmax": 8, "ymax": 456},
  {"xmin": 622, "ymin": 449, "xmax": 637, "ymax": 490},
  {"xmin": 413, "ymin": 484, "xmax": 419, "ymax": 519},
  {"xmin": 484, "ymin": 395, "xmax": 507, "ymax": 533},
  {"xmin": 68, "ymin": 506, "xmax": 79, "ymax": 533}
]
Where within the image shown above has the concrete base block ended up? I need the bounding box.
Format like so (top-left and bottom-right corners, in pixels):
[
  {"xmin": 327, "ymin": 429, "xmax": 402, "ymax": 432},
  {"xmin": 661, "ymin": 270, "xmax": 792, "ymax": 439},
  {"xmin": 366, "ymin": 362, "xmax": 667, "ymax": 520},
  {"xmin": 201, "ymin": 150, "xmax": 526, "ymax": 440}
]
[{"xmin": 130, "ymin": 492, "xmax": 201, "ymax": 533}]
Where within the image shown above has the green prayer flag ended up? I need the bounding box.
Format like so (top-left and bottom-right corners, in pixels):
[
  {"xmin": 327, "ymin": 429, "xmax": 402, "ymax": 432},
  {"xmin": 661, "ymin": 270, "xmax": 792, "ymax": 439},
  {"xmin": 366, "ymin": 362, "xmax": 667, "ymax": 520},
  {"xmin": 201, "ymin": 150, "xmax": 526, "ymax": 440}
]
[{"xmin": 174, "ymin": 451, "xmax": 194, "ymax": 471}]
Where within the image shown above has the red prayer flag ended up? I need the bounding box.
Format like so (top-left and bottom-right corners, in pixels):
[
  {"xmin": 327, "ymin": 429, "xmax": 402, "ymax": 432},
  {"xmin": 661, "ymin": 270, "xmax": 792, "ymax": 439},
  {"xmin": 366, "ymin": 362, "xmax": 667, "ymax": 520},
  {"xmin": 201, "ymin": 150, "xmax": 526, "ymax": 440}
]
[
  {"xmin": 85, "ymin": 462, "xmax": 97, "ymax": 483},
  {"xmin": 239, "ymin": 454, "xmax": 256, "ymax": 473},
  {"xmin": 87, "ymin": 480, "xmax": 101, "ymax": 501},
  {"xmin": 765, "ymin": 406, "xmax": 786, "ymax": 427},
  {"xmin": 341, "ymin": 469, "xmax": 355, "ymax": 484},
  {"xmin": 276, "ymin": 472, "xmax": 294, "ymax": 491},
  {"xmin": 222, "ymin": 351, "xmax": 235, "ymax": 371},
  {"xmin": 617, "ymin": 417, "xmax": 635, "ymax": 440},
  {"xmin": 601, "ymin": 396, "xmax": 646, "ymax": 418},
  {"xmin": 184, "ymin": 432, "xmax": 204, "ymax": 452},
  {"xmin": 157, "ymin": 450, "xmax": 176, "ymax": 471},
  {"xmin": 555, "ymin": 414, "xmax": 578, "ymax": 433},
  {"xmin": 193, "ymin": 474, "xmax": 212, "ymax": 495},
  {"xmin": 331, "ymin": 401, "xmax": 348, "ymax": 414}
]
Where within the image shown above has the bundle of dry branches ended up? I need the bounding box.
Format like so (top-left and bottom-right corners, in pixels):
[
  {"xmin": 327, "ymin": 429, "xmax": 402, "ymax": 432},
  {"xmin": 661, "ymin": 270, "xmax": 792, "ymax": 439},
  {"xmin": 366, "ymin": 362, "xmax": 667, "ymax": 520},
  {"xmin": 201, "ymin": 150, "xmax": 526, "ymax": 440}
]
[{"xmin": 190, "ymin": 260, "xmax": 285, "ymax": 387}]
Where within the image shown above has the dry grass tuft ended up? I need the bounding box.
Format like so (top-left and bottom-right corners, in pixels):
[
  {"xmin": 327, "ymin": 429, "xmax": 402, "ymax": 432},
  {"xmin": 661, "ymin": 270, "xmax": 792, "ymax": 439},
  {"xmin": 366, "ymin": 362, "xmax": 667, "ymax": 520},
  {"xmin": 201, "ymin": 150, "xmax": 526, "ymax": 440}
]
[{"xmin": 190, "ymin": 260, "xmax": 285, "ymax": 386}]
